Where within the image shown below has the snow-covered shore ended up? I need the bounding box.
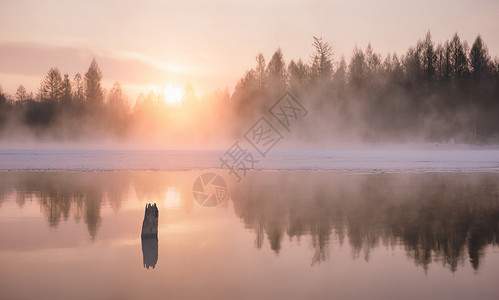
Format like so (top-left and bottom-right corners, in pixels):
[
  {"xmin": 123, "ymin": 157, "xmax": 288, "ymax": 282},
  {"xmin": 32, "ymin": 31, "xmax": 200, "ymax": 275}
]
[{"xmin": 1, "ymin": 147, "xmax": 498, "ymax": 173}]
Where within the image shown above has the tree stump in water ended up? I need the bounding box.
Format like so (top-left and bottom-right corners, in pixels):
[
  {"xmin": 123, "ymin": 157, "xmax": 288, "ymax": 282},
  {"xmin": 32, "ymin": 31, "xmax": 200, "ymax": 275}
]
[{"xmin": 141, "ymin": 203, "xmax": 158, "ymax": 238}]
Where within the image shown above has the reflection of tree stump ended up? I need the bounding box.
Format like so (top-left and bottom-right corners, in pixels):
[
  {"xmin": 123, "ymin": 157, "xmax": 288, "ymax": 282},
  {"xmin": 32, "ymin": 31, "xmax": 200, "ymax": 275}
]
[
  {"xmin": 142, "ymin": 236, "xmax": 158, "ymax": 269},
  {"xmin": 141, "ymin": 203, "xmax": 158, "ymax": 238}
]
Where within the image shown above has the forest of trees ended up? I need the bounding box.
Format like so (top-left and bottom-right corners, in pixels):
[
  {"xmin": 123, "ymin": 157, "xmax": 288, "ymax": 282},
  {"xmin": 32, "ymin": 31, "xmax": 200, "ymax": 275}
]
[
  {"xmin": 1, "ymin": 31, "xmax": 498, "ymax": 144},
  {"xmin": 232, "ymin": 32, "xmax": 499, "ymax": 143}
]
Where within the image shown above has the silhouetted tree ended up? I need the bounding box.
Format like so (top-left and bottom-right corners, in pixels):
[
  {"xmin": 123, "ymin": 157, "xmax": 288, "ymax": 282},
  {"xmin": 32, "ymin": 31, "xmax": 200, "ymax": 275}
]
[
  {"xmin": 421, "ymin": 31, "xmax": 437, "ymax": 84},
  {"xmin": 231, "ymin": 60, "xmax": 267, "ymax": 116},
  {"xmin": 310, "ymin": 36, "xmax": 333, "ymax": 84},
  {"xmin": 72, "ymin": 73, "xmax": 85, "ymax": 104},
  {"xmin": 84, "ymin": 58, "xmax": 104, "ymax": 108},
  {"xmin": 403, "ymin": 44, "xmax": 423, "ymax": 87},
  {"xmin": 0, "ymin": 85, "xmax": 6, "ymax": 105},
  {"xmin": 61, "ymin": 74, "xmax": 72, "ymax": 105},
  {"xmin": 470, "ymin": 35, "xmax": 491, "ymax": 80},
  {"xmin": 288, "ymin": 59, "xmax": 309, "ymax": 92},
  {"xmin": 0, "ymin": 86, "xmax": 8, "ymax": 128},
  {"xmin": 333, "ymin": 56, "xmax": 347, "ymax": 87},
  {"xmin": 255, "ymin": 52, "xmax": 266, "ymax": 90},
  {"xmin": 38, "ymin": 67, "xmax": 63, "ymax": 102},
  {"xmin": 266, "ymin": 48, "xmax": 287, "ymax": 94},
  {"xmin": 15, "ymin": 85, "xmax": 28, "ymax": 101},
  {"xmin": 107, "ymin": 81, "xmax": 129, "ymax": 116},
  {"xmin": 469, "ymin": 35, "xmax": 493, "ymax": 137},
  {"xmin": 435, "ymin": 43, "xmax": 449, "ymax": 82},
  {"xmin": 348, "ymin": 46, "xmax": 366, "ymax": 88},
  {"xmin": 365, "ymin": 42, "xmax": 381, "ymax": 75},
  {"xmin": 448, "ymin": 33, "xmax": 468, "ymax": 81},
  {"xmin": 390, "ymin": 53, "xmax": 404, "ymax": 83}
]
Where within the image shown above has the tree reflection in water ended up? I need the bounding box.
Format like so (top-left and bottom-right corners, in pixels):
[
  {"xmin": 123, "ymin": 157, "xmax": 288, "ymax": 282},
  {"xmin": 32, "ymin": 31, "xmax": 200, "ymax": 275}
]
[
  {"xmin": 0, "ymin": 172, "xmax": 127, "ymax": 240},
  {"xmin": 0, "ymin": 171, "xmax": 497, "ymax": 272},
  {"xmin": 231, "ymin": 172, "xmax": 499, "ymax": 271}
]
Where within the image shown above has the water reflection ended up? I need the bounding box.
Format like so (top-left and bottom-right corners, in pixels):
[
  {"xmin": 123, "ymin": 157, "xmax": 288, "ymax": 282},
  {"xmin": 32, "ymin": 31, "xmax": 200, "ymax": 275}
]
[
  {"xmin": 232, "ymin": 172, "xmax": 499, "ymax": 271},
  {"xmin": 142, "ymin": 237, "xmax": 158, "ymax": 269},
  {"xmin": 0, "ymin": 171, "xmax": 498, "ymax": 273},
  {"xmin": 0, "ymin": 172, "xmax": 122, "ymax": 240}
]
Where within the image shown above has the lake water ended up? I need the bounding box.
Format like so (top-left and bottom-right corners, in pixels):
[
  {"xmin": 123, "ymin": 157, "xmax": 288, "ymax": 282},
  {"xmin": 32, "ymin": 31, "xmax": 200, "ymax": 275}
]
[{"xmin": 0, "ymin": 170, "xmax": 498, "ymax": 299}]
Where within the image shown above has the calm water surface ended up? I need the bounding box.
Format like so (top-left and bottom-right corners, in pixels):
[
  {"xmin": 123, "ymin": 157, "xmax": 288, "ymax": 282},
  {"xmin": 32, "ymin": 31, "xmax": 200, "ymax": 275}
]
[{"xmin": 0, "ymin": 171, "xmax": 498, "ymax": 299}]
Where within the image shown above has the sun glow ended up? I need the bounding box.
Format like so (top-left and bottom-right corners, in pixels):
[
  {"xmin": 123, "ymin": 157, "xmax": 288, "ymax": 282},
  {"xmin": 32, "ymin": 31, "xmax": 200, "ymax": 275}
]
[
  {"xmin": 162, "ymin": 85, "xmax": 184, "ymax": 106},
  {"xmin": 164, "ymin": 186, "xmax": 182, "ymax": 209}
]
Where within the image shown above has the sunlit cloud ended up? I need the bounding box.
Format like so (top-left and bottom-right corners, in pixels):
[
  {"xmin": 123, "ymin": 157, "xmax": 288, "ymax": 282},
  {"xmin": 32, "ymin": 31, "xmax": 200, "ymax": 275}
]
[
  {"xmin": 0, "ymin": 40, "xmax": 222, "ymax": 98},
  {"xmin": 99, "ymin": 49, "xmax": 194, "ymax": 74}
]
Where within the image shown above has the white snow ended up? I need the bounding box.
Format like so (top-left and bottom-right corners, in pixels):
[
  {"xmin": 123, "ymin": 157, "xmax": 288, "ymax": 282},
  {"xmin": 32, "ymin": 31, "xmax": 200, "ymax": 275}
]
[{"xmin": 0, "ymin": 148, "xmax": 498, "ymax": 173}]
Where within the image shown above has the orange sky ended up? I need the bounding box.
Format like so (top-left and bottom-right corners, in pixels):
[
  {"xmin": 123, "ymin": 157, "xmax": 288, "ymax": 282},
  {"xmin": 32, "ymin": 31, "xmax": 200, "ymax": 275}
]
[{"xmin": 1, "ymin": 0, "xmax": 498, "ymax": 100}]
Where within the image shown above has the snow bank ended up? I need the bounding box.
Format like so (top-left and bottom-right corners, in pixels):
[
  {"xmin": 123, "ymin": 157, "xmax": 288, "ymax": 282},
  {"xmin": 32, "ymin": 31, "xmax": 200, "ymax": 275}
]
[{"xmin": 0, "ymin": 149, "xmax": 498, "ymax": 173}]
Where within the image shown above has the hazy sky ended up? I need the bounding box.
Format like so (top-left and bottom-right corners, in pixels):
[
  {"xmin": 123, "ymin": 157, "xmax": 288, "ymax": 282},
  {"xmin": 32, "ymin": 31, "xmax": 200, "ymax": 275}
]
[{"xmin": 1, "ymin": 0, "xmax": 498, "ymax": 99}]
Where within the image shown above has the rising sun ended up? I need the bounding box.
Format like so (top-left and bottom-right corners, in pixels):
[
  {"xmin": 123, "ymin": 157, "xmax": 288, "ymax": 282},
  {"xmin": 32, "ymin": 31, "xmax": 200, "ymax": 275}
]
[{"xmin": 162, "ymin": 85, "xmax": 184, "ymax": 105}]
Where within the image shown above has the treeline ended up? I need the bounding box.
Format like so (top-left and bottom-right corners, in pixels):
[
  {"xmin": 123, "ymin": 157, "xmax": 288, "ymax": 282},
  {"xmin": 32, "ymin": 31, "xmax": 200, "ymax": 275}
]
[
  {"xmin": 0, "ymin": 58, "xmax": 132, "ymax": 139},
  {"xmin": 0, "ymin": 57, "xmax": 230, "ymax": 142},
  {"xmin": 1, "ymin": 31, "xmax": 499, "ymax": 144},
  {"xmin": 232, "ymin": 32, "xmax": 499, "ymax": 143}
]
